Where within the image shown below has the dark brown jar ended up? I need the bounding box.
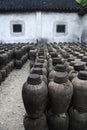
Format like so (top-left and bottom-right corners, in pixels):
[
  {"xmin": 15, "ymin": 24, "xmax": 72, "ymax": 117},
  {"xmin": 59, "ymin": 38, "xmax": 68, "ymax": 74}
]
[
  {"xmin": 29, "ymin": 49, "xmax": 37, "ymax": 68},
  {"xmin": 30, "ymin": 60, "xmax": 35, "ymax": 69},
  {"xmin": 34, "ymin": 62, "xmax": 47, "ymax": 70},
  {"xmin": 52, "ymin": 57, "xmax": 64, "ymax": 66},
  {"xmin": 64, "ymin": 57, "xmax": 75, "ymax": 68},
  {"xmin": 50, "ymin": 52, "xmax": 58, "ymax": 58},
  {"xmin": 14, "ymin": 48, "xmax": 22, "ymax": 60},
  {"xmin": 77, "ymin": 53, "xmax": 83, "ymax": 59},
  {"xmin": 1, "ymin": 68, "xmax": 6, "ymax": 81},
  {"xmin": 48, "ymin": 56, "xmax": 52, "ymax": 65},
  {"xmin": 47, "ymin": 111, "xmax": 69, "ymax": 130},
  {"xmin": 69, "ymin": 62, "xmax": 85, "ymax": 81},
  {"xmin": 31, "ymin": 67, "xmax": 47, "ymax": 83},
  {"xmin": 36, "ymin": 58, "xmax": 48, "ymax": 68},
  {"xmin": 72, "ymin": 71, "xmax": 87, "ymax": 112},
  {"xmin": 15, "ymin": 59, "xmax": 22, "ymax": 69},
  {"xmin": 48, "ymin": 61, "xmax": 53, "ymax": 73},
  {"xmin": 29, "ymin": 49, "xmax": 37, "ymax": 61},
  {"xmin": 36, "ymin": 58, "xmax": 47, "ymax": 64},
  {"xmin": 65, "ymin": 61, "xmax": 76, "ymax": 73},
  {"xmin": 48, "ymin": 72, "xmax": 73, "ymax": 114},
  {"xmin": 31, "ymin": 67, "xmax": 47, "ymax": 76},
  {"xmin": 69, "ymin": 108, "xmax": 87, "ymax": 130},
  {"xmin": 0, "ymin": 71, "xmax": 2, "ymax": 84},
  {"xmin": 24, "ymin": 114, "xmax": 48, "ymax": 130},
  {"xmin": 22, "ymin": 74, "xmax": 48, "ymax": 118},
  {"xmin": 48, "ymin": 57, "xmax": 64, "ymax": 74},
  {"xmin": 62, "ymin": 52, "xmax": 70, "ymax": 59},
  {"xmin": 0, "ymin": 52, "xmax": 8, "ymax": 66},
  {"xmin": 48, "ymin": 64, "xmax": 67, "ymax": 82},
  {"xmin": 81, "ymin": 56, "xmax": 87, "ymax": 65}
]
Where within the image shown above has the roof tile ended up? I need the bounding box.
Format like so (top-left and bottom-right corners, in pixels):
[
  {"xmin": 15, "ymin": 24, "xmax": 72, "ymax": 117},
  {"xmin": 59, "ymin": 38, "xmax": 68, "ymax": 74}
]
[{"xmin": 0, "ymin": 0, "xmax": 82, "ymax": 12}]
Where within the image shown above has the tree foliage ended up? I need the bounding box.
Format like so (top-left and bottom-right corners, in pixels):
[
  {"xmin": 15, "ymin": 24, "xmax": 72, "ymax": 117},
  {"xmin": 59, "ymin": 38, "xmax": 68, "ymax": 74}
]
[{"xmin": 76, "ymin": 0, "xmax": 87, "ymax": 6}]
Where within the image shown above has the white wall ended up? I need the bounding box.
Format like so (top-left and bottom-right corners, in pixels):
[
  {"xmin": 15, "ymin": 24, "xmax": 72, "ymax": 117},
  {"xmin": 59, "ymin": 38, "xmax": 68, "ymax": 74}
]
[
  {"xmin": 42, "ymin": 12, "xmax": 81, "ymax": 43},
  {"xmin": 0, "ymin": 13, "xmax": 37, "ymax": 43},
  {"xmin": 81, "ymin": 14, "xmax": 87, "ymax": 43},
  {"xmin": 0, "ymin": 12, "xmax": 81, "ymax": 43}
]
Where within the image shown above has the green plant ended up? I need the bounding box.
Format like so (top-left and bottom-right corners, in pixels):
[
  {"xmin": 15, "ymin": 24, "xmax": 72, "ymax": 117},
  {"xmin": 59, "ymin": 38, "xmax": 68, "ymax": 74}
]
[{"xmin": 76, "ymin": 0, "xmax": 87, "ymax": 6}]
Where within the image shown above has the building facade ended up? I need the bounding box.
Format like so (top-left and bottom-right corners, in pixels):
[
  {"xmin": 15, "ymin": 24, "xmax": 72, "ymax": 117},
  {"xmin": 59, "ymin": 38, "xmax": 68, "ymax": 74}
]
[{"xmin": 0, "ymin": 0, "xmax": 86, "ymax": 43}]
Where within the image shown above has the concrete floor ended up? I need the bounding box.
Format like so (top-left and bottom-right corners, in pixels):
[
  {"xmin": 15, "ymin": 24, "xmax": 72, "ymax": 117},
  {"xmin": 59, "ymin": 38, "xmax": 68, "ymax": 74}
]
[{"xmin": 0, "ymin": 60, "xmax": 30, "ymax": 130}]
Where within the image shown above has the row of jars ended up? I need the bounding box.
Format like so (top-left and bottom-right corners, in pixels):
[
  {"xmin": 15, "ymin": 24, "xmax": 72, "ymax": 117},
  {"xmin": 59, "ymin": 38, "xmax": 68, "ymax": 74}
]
[
  {"xmin": 0, "ymin": 43, "xmax": 31, "ymax": 84},
  {"xmin": 14, "ymin": 45, "xmax": 29, "ymax": 69},
  {"xmin": 47, "ymin": 46, "xmax": 72, "ymax": 130},
  {"xmin": 22, "ymin": 43, "xmax": 70, "ymax": 130},
  {"xmin": 22, "ymin": 42, "xmax": 87, "ymax": 130},
  {"xmin": 22, "ymin": 45, "xmax": 49, "ymax": 130},
  {"xmin": 48, "ymin": 43, "xmax": 87, "ymax": 130},
  {"xmin": 0, "ymin": 47, "xmax": 15, "ymax": 84}
]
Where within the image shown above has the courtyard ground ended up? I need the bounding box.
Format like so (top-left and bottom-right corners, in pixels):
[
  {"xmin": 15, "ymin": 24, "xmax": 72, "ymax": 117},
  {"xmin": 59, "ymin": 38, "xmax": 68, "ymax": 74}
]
[{"xmin": 0, "ymin": 60, "xmax": 30, "ymax": 130}]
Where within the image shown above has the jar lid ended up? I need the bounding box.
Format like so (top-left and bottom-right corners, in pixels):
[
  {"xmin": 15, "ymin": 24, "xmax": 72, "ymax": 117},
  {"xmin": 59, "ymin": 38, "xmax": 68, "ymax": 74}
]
[
  {"xmin": 31, "ymin": 68, "xmax": 43, "ymax": 75},
  {"xmin": 67, "ymin": 57, "xmax": 75, "ymax": 62},
  {"xmin": 73, "ymin": 52, "xmax": 79, "ymax": 56},
  {"xmin": 54, "ymin": 64, "xmax": 66, "ymax": 72},
  {"xmin": 62, "ymin": 53, "xmax": 70, "ymax": 59},
  {"xmin": 38, "ymin": 52, "xmax": 44, "ymax": 56},
  {"xmin": 78, "ymin": 71, "xmax": 87, "ymax": 80},
  {"xmin": 34, "ymin": 63, "xmax": 43, "ymax": 68},
  {"xmin": 0, "ymin": 50, "xmax": 5, "ymax": 54},
  {"xmin": 77, "ymin": 54, "xmax": 83, "ymax": 59},
  {"xmin": 27, "ymin": 74, "xmax": 41, "ymax": 85},
  {"xmin": 54, "ymin": 72, "xmax": 68, "ymax": 84},
  {"xmin": 74, "ymin": 63, "xmax": 85, "ymax": 71},
  {"xmin": 53, "ymin": 58, "xmax": 62, "ymax": 65},
  {"xmin": 50, "ymin": 52, "xmax": 58, "ymax": 58},
  {"xmin": 81, "ymin": 56, "xmax": 87, "ymax": 62},
  {"xmin": 37, "ymin": 59, "xmax": 44, "ymax": 63},
  {"xmin": 70, "ymin": 61, "xmax": 77, "ymax": 66},
  {"xmin": 38, "ymin": 56, "xmax": 45, "ymax": 59}
]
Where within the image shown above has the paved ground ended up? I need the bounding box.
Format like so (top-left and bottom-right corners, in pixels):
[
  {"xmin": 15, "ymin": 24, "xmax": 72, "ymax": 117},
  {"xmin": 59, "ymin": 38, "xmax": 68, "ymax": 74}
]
[{"xmin": 0, "ymin": 60, "xmax": 30, "ymax": 130}]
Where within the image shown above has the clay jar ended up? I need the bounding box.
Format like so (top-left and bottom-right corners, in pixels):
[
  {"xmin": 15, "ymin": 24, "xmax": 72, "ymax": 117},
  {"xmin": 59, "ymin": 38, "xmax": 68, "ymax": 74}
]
[
  {"xmin": 50, "ymin": 52, "xmax": 58, "ymax": 59},
  {"xmin": 69, "ymin": 62, "xmax": 85, "ymax": 81},
  {"xmin": 69, "ymin": 108, "xmax": 87, "ymax": 130},
  {"xmin": 36, "ymin": 58, "xmax": 48, "ymax": 68},
  {"xmin": 72, "ymin": 71, "xmax": 87, "ymax": 112},
  {"xmin": 48, "ymin": 64, "xmax": 67, "ymax": 82},
  {"xmin": 24, "ymin": 114, "xmax": 48, "ymax": 130},
  {"xmin": 48, "ymin": 72, "xmax": 73, "ymax": 114},
  {"xmin": 81, "ymin": 56, "xmax": 87, "ymax": 65},
  {"xmin": 34, "ymin": 62, "xmax": 47, "ymax": 70},
  {"xmin": 29, "ymin": 49, "xmax": 37, "ymax": 68},
  {"xmin": 22, "ymin": 74, "xmax": 48, "ymax": 118},
  {"xmin": 47, "ymin": 111, "xmax": 69, "ymax": 130},
  {"xmin": 65, "ymin": 60, "xmax": 77, "ymax": 73},
  {"xmin": 48, "ymin": 58, "xmax": 64, "ymax": 75},
  {"xmin": 64, "ymin": 57, "xmax": 75, "ymax": 69},
  {"xmin": 30, "ymin": 67, "xmax": 47, "ymax": 83},
  {"xmin": 52, "ymin": 57, "xmax": 64, "ymax": 66}
]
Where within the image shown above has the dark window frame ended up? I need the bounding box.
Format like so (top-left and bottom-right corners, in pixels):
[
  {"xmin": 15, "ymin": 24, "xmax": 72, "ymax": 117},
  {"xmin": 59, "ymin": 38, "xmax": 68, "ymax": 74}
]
[
  {"xmin": 10, "ymin": 21, "xmax": 25, "ymax": 36},
  {"xmin": 13, "ymin": 24, "xmax": 22, "ymax": 33},
  {"xmin": 56, "ymin": 25, "xmax": 66, "ymax": 33}
]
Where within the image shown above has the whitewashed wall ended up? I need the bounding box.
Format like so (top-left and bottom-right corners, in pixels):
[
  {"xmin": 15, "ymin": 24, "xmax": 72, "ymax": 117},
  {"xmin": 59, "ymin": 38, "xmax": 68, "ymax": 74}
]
[
  {"xmin": 0, "ymin": 12, "xmax": 81, "ymax": 43},
  {"xmin": 42, "ymin": 12, "xmax": 81, "ymax": 43},
  {"xmin": 81, "ymin": 14, "xmax": 87, "ymax": 43},
  {"xmin": 0, "ymin": 13, "xmax": 37, "ymax": 43}
]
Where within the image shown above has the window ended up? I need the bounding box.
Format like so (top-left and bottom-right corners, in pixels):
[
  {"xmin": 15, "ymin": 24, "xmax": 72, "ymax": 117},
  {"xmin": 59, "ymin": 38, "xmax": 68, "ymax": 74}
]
[
  {"xmin": 56, "ymin": 25, "xmax": 65, "ymax": 33},
  {"xmin": 10, "ymin": 21, "xmax": 25, "ymax": 36},
  {"xmin": 54, "ymin": 22, "xmax": 68, "ymax": 36},
  {"xmin": 13, "ymin": 24, "xmax": 22, "ymax": 33}
]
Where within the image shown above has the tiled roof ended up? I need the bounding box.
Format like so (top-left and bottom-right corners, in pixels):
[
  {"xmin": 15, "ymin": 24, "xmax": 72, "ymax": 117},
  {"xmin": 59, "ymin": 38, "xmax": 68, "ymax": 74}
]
[
  {"xmin": 0, "ymin": 0, "xmax": 82, "ymax": 12},
  {"xmin": 79, "ymin": 6, "xmax": 87, "ymax": 15}
]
